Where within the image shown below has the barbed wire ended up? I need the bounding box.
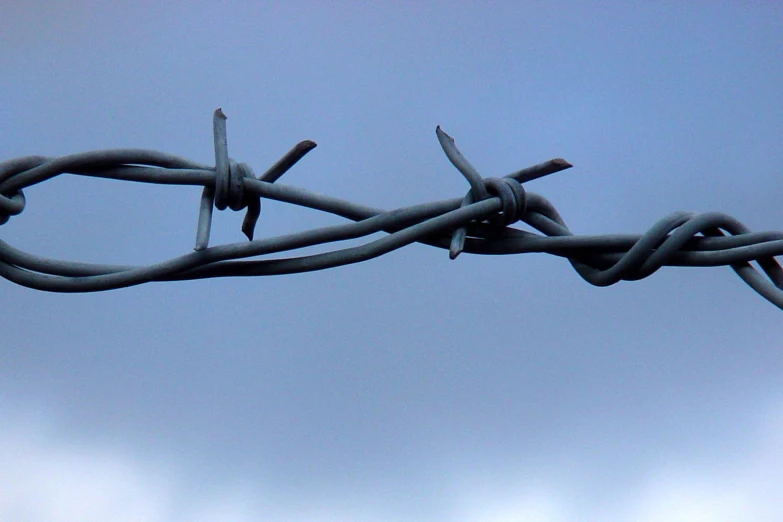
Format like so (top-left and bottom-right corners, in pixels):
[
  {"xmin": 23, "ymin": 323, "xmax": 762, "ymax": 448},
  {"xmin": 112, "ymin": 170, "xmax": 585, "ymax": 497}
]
[{"xmin": 1, "ymin": 109, "xmax": 781, "ymax": 309}]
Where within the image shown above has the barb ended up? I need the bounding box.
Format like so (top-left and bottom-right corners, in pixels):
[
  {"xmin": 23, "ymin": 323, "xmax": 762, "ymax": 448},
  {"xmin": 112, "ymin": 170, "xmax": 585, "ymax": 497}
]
[{"xmin": 1, "ymin": 111, "xmax": 781, "ymax": 310}]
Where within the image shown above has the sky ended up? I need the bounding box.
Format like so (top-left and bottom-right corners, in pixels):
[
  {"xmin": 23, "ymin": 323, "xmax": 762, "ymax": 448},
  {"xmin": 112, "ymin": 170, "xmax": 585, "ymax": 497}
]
[{"xmin": 1, "ymin": 2, "xmax": 782, "ymax": 521}]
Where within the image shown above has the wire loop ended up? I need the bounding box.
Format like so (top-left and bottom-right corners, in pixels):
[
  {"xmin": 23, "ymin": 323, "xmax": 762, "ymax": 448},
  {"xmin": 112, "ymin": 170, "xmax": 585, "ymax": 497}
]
[{"xmin": 0, "ymin": 189, "xmax": 25, "ymax": 225}]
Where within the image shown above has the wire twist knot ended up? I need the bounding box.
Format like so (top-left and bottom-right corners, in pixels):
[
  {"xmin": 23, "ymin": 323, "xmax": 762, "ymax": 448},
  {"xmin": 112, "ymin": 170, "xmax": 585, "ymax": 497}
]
[
  {"xmin": 195, "ymin": 109, "xmax": 315, "ymax": 249},
  {"xmin": 483, "ymin": 177, "xmax": 527, "ymax": 226},
  {"xmin": 436, "ymin": 126, "xmax": 531, "ymax": 258}
]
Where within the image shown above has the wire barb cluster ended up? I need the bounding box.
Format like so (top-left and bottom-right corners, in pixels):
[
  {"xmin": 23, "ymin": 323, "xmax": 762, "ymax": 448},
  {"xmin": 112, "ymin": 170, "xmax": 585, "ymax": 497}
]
[{"xmin": 1, "ymin": 110, "xmax": 782, "ymax": 310}]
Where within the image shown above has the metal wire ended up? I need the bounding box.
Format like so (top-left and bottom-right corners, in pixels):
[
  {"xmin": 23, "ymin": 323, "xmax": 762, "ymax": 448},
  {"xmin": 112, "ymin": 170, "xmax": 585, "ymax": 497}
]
[{"xmin": 1, "ymin": 109, "xmax": 781, "ymax": 310}]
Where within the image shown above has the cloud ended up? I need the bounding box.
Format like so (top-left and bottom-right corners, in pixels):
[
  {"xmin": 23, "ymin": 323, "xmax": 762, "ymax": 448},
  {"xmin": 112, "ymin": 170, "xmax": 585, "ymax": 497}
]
[
  {"xmin": 1, "ymin": 398, "xmax": 782, "ymax": 522},
  {"xmin": 626, "ymin": 400, "xmax": 783, "ymax": 522},
  {"xmin": 0, "ymin": 411, "xmax": 173, "ymax": 522}
]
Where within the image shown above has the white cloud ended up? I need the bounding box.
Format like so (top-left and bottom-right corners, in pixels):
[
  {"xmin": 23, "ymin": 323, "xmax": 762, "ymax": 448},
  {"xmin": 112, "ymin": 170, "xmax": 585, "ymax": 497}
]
[
  {"xmin": 0, "ymin": 413, "xmax": 173, "ymax": 522},
  {"xmin": 1, "ymin": 399, "xmax": 782, "ymax": 522},
  {"xmin": 440, "ymin": 398, "xmax": 783, "ymax": 522},
  {"xmin": 627, "ymin": 399, "xmax": 783, "ymax": 522},
  {"xmin": 461, "ymin": 490, "xmax": 570, "ymax": 522}
]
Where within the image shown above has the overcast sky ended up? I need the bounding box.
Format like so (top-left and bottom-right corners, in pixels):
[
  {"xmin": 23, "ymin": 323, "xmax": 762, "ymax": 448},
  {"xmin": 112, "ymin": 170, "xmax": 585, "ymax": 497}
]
[{"xmin": 1, "ymin": 2, "xmax": 782, "ymax": 521}]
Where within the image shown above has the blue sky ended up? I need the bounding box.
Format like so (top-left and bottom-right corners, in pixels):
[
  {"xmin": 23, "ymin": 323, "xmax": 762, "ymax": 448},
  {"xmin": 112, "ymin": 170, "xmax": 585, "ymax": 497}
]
[{"xmin": 1, "ymin": 2, "xmax": 782, "ymax": 521}]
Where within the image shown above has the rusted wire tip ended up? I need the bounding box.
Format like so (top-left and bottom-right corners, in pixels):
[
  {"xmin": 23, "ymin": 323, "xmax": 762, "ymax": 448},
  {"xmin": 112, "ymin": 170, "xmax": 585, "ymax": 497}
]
[
  {"xmin": 297, "ymin": 140, "xmax": 318, "ymax": 153},
  {"xmin": 258, "ymin": 140, "xmax": 318, "ymax": 184},
  {"xmin": 435, "ymin": 125, "xmax": 452, "ymax": 140}
]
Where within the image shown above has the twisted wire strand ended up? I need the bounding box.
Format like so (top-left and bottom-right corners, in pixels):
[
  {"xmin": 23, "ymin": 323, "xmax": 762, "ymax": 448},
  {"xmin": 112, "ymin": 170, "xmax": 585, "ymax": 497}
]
[{"xmin": 1, "ymin": 110, "xmax": 781, "ymax": 310}]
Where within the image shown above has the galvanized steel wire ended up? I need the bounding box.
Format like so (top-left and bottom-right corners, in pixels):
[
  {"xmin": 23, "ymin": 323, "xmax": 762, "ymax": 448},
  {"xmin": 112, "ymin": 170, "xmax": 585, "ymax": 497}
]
[{"xmin": 1, "ymin": 109, "xmax": 782, "ymax": 310}]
